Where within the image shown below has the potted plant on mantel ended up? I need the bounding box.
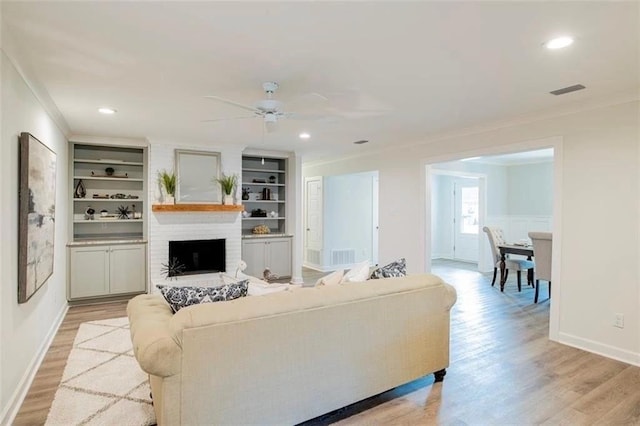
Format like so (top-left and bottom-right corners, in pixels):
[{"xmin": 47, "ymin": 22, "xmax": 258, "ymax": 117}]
[
  {"xmin": 215, "ymin": 173, "xmax": 238, "ymax": 205},
  {"xmin": 158, "ymin": 170, "xmax": 176, "ymax": 205}
]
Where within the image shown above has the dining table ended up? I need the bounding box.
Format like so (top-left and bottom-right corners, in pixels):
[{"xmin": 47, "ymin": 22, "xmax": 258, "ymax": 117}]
[{"xmin": 497, "ymin": 244, "xmax": 534, "ymax": 292}]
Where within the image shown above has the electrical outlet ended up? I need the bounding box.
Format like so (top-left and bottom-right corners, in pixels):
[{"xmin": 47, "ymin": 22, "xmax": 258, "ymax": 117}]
[{"xmin": 614, "ymin": 313, "xmax": 624, "ymax": 328}]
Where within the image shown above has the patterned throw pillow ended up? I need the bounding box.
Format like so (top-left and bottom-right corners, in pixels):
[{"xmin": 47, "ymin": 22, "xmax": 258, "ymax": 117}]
[
  {"xmin": 157, "ymin": 280, "xmax": 249, "ymax": 313},
  {"xmin": 370, "ymin": 258, "xmax": 407, "ymax": 279}
]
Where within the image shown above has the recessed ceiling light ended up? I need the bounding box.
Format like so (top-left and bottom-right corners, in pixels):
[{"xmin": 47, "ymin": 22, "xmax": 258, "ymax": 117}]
[
  {"xmin": 299, "ymin": 132, "xmax": 311, "ymax": 139},
  {"xmin": 544, "ymin": 36, "xmax": 574, "ymax": 50},
  {"xmin": 98, "ymin": 107, "xmax": 117, "ymax": 114},
  {"xmin": 354, "ymin": 140, "xmax": 369, "ymax": 145}
]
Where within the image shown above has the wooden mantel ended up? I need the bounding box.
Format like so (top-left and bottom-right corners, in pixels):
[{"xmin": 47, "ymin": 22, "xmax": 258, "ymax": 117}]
[{"xmin": 152, "ymin": 204, "xmax": 243, "ymax": 212}]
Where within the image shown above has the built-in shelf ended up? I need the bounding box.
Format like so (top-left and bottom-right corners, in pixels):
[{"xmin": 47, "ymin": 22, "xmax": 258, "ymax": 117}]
[
  {"xmin": 243, "ymin": 200, "xmax": 285, "ymax": 204},
  {"xmin": 74, "ymin": 198, "xmax": 143, "ymax": 202},
  {"xmin": 242, "ymin": 168, "xmax": 286, "ymax": 174},
  {"xmin": 242, "ymin": 182, "xmax": 285, "ymax": 187},
  {"xmin": 242, "ymin": 217, "xmax": 286, "ymax": 220},
  {"xmin": 74, "ymin": 159, "xmax": 144, "ymax": 166},
  {"xmin": 74, "ymin": 218, "xmax": 144, "ymax": 223},
  {"xmin": 152, "ymin": 204, "xmax": 244, "ymax": 212},
  {"xmin": 74, "ymin": 176, "xmax": 144, "ymax": 182}
]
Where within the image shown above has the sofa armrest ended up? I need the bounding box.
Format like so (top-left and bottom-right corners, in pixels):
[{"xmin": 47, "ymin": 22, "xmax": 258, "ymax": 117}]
[
  {"xmin": 443, "ymin": 282, "xmax": 457, "ymax": 311},
  {"xmin": 127, "ymin": 294, "xmax": 182, "ymax": 378}
]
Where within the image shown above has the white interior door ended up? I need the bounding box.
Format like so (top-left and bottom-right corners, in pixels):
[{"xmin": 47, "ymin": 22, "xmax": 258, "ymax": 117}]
[
  {"xmin": 453, "ymin": 178, "xmax": 480, "ymax": 262},
  {"xmin": 304, "ymin": 178, "xmax": 323, "ymax": 265}
]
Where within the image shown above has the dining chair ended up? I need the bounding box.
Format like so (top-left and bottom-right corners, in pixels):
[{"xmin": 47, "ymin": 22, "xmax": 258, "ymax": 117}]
[
  {"xmin": 528, "ymin": 231, "xmax": 552, "ymax": 303},
  {"xmin": 483, "ymin": 226, "xmax": 534, "ymax": 291}
]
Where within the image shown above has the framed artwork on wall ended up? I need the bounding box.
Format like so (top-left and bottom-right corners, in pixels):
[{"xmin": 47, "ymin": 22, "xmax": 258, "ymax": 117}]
[
  {"xmin": 174, "ymin": 149, "xmax": 221, "ymax": 203},
  {"xmin": 18, "ymin": 132, "xmax": 57, "ymax": 303}
]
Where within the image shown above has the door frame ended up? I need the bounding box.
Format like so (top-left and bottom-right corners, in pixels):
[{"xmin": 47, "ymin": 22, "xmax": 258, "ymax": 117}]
[
  {"xmin": 430, "ymin": 170, "xmax": 487, "ymax": 267},
  {"xmin": 423, "ymin": 135, "xmax": 563, "ymax": 342}
]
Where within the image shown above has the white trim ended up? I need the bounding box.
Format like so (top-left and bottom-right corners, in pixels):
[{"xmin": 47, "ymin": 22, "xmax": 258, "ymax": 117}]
[
  {"xmin": 422, "ymin": 135, "xmax": 563, "ymax": 344},
  {"xmin": 1, "ymin": 303, "xmax": 69, "ymax": 426},
  {"xmin": 559, "ymin": 332, "xmax": 640, "ymax": 367}
]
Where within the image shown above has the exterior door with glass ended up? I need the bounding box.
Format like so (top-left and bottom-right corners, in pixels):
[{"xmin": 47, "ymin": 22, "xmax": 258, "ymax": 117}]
[{"xmin": 453, "ymin": 178, "xmax": 480, "ymax": 262}]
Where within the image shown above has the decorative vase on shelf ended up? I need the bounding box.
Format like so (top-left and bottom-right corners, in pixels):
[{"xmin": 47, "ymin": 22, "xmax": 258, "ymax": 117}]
[
  {"xmin": 164, "ymin": 195, "xmax": 175, "ymax": 205},
  {"xmin": 223, "ymin": 193, "xmax": 233, "ymax": 205}
]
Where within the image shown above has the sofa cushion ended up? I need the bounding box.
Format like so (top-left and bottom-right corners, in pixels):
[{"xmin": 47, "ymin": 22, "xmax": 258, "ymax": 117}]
[
  {"xmin": 157, "ymin": 280, "xmax": 248, "ymax": 313},
  {"xmin": 315, "ymin": 269, "xmax": 344, "ymax": 286},
  {"xmin": 370, "ymin": 258, "xmax": 407, "ymax": 279},
  {"xmin": 340, "ymin": 261, "xmax": 370, "ymax": 283}
]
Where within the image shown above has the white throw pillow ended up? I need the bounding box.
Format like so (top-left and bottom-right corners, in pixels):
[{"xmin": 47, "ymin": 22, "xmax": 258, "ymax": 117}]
[
  {"xmin": 248, "ymin": 282, "xmax": 291, "ymax": 296},
  {"xmin": 314, "ymin": 269, "xmax": 344, "ymax": 287},
  {"xmin": 340, "ymin": 261, "xmax": 370, "ymax": 283}
]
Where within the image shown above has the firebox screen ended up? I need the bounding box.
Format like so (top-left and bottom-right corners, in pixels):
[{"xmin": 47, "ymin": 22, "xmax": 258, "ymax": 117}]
[{"xmin": 168, "ymin": 239, "xmax": 225, "ymax": 276}]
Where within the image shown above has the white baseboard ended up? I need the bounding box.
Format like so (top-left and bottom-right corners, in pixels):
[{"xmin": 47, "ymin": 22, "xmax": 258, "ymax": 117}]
[
  {"xmin": 1, "ymin": 303, "xmax": 69, "ymax": 426},
  {"xmin": 558, "ymin": 332, "xmax": 640, "ymax": 367}
]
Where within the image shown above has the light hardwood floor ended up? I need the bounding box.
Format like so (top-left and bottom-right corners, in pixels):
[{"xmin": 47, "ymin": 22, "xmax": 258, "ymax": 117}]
[{"xmin": 14, "ymin": 263, "xmax": 640, "ymax": 425}]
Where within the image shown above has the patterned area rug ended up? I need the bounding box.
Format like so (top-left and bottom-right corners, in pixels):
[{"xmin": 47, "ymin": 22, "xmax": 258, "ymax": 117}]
[{"xmin": 45, "ymin": 317, "xmax": 156, "ymax": 426}]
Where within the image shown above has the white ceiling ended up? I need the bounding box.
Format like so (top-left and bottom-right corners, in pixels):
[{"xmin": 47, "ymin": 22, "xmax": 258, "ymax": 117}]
[
  {"xmin": 463, "ymin": 148, "xmax": 554, "ymax": 166},
  {"xmin": 2, "ymin": 2, "xmax": 638, "ymax": 160}
]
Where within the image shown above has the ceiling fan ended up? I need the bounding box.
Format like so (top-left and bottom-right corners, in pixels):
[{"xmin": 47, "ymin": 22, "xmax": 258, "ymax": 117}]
[{"xmin": 203, "ymin": 81, "xmax": 327, "ymax": 132}]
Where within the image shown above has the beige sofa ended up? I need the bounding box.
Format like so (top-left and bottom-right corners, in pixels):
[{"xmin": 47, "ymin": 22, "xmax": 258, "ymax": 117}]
[{"xmin": 127, "ymin": 274, "xmax": 457, "ymax": 425}]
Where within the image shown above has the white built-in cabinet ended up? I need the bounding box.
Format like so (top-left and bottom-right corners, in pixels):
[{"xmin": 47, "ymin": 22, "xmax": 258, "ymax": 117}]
[
  {"xmin": 67, "ymin": 140, "xmax": 148, "ymax": 301},
  {"xmin": 241, "ymin": 153, "xmax": 293, "ymax": 279},
  {"xmin": 242, "ymin": 237, "xmax": 292, "ymax": 278},
  {"xmin": 69, "ymin": 243, "xmax": 146, "ymax": 300}
]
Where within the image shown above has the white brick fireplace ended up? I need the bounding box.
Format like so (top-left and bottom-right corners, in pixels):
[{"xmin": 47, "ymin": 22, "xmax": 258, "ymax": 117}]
[{"xmin": 148, "ymin": 143, "xmax": 243, "ymax": 289}]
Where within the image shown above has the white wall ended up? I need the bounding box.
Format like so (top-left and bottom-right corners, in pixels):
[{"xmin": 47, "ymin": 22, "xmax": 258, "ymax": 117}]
[
  {"xmin": 148, "ymin": 143, "xmax": 242, "ymax": 289},
  {"xmin": 323, "ymin": 171, "xmax": 377, "ymax": 268},
  {"xmin": 507, "ymin": 161, "xmax": 553, "ymax": 215},
  {"xmin": 303, "ymin": 100, "xmax": 640, "ymax": 366},
  {"xmin": 0, "ymin": 52, "xmax": 69, "ymax": 423},
  {"xmin": 431, "ymin": 174, "xmax": 454, "ymax": 259}
]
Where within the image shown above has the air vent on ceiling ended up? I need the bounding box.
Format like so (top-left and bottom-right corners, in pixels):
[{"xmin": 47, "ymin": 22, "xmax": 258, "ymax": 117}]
[
  {"xmin": 354, "ymin": 140, "xmax": 369, "ymax": 145},
  {"xmin": 550, "ymin": 84, "xmax": 586, "ymax": 96}
]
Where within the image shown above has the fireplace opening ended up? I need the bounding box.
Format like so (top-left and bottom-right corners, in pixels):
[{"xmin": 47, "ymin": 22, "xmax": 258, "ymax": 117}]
[{"xmin": 168, "ymin": 238, "xmax": 225, "ymax": 276}]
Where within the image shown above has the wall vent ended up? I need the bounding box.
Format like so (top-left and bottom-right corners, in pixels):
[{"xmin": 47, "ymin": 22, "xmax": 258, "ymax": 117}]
[
  {"xmin": 331, "ymin": 249, "xmax": 356, "ymax": 266},
  {"xmin": 550, "ymin": 84, "xmax": 586, "ymax": 96}
]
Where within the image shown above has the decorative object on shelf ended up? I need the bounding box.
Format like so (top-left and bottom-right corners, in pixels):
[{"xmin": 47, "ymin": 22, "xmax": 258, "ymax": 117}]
[
  {"xmin": 84, "ymin": 207, "xmax": 95, "ymax": 220},
  {"xmin": 91, "ymin": 170, "xmax": 128, "ymax": 178},
  {"xmin": 252, "ymin": 224, "xmax": 270, "ymax": 234},
  {"xmin": 261, "ymin": 188, "xmax": 271, "ymax": 200},
  {"xmin": 92, "ymin": 194, "xmax": 110, "ymax": 199},
  {"xmin": 110, "ymin": 193, "xmax": 127, "ymax": 199},
  {"xmin": 74, "ymin": 179, "xmax": 86, "ymax": 198},
  {"xmin": 263, "ymin": 268, "xmax": 279, "ymax": 283},
  {"xmin": 161, "ymin": 257, "xmax": 186, "ymax": 280},
  {"xmin": 268, "ymin": 175, "xmax": 276, "ymax": 183},
  {"xmin": 252, "ymin": 178, "xmax": 266, "ymax": 183},
  {"xmin": 18, "ymin": 132, "xmax": 56, "ymax": 304},
  {"xmin": 251, "ymin": 208, "xmax": 267, "ymax": 217},
  {"xmin": 269, "ymin": 211, "xmax": 277, "ymax": 218},
  {"xmin": 105, "ymin": 167, "xmax": 115, "ymax": 176},
  {"xmin": 158, "ymin": 169, "xmax": 176, "ymax": 205},
  {"xmin": 100, "ymin": 209, "xmax": 109, "ymax": 217},
  {"xmin": 242, "ymin": 210, "xmax": 250, "ymax": 218},
  {"xmin": 242, "ymin": 187, "xmax": 250, "ymax": 200},
  {"xmin": 117, "ymin": 205, "xmax": 131, "ymax": 219},
  {"xmin": 235, "ymin": 260, "xmax": 247, "ymax": 278},
  {"xmin": 131, "ymin": 205, "xmax": 142, "ymax": 219},
  {"xmin": 215, "ymin": 173, "xmax": 238, "ymax": 205}
]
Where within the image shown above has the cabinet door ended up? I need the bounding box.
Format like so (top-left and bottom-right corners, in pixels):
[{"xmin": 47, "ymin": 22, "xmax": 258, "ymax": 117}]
[
  {"xmin": 69, "ymin": 246, "xmax": 109, "ymax": 299},
  {"xmin": 266, "ymin": 238, "xmax": 292, "ymax": 278},
  {"xmin": 242, "ymin": 240, "xmax": 267, "ymax": 277},
  {"xmin": 109, "ymin": 244, "xmax": 146, "ymax": 295}
]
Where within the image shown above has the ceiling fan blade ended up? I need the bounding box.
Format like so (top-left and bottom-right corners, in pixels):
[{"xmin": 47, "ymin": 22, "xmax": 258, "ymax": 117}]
[
  {"xmin": 204, "ymin": 95, "xmax": 258, "ymax": 113},
  {"xmin": 201, "ymin": 115, "xmax": 256, "ymax": 123}
]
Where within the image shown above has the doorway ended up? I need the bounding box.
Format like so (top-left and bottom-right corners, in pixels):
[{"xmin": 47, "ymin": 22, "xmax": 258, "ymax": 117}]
[{"xmin": 431, "ymin": 171, "xmax": 486, "ymax": 268}]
